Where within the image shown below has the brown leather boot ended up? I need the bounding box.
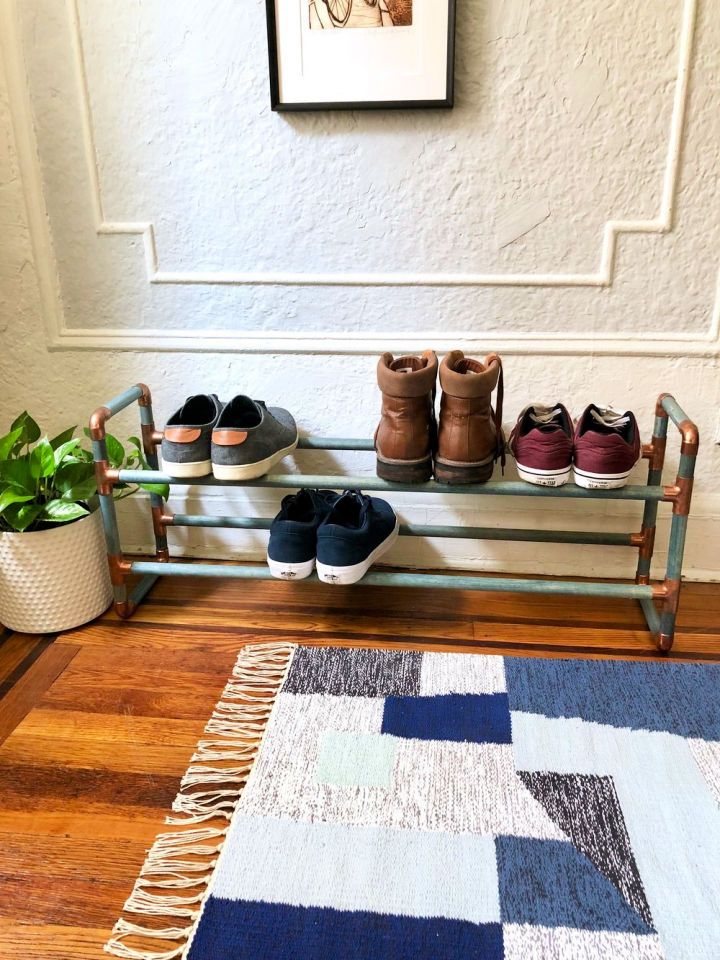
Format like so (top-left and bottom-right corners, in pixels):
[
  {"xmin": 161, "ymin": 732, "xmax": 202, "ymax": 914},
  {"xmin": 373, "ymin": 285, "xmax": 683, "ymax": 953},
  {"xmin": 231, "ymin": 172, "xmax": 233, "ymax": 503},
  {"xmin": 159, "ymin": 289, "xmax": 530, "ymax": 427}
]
[
  {"xmin": 435, "ymin": 351, "xmax": 505, "ymax": 484},
  {"xmin": 375, "ymin": 351, "xmax": 438, "ymax": 483}
]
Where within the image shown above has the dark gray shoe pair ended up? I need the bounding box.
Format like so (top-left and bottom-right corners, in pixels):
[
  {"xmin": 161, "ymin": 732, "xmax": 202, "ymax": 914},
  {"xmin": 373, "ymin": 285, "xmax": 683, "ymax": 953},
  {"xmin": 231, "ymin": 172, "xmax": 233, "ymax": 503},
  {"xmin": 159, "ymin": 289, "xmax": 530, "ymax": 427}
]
[{"xmin": 161, "ymin": 394, "xmax": 298, "ymax": 481}]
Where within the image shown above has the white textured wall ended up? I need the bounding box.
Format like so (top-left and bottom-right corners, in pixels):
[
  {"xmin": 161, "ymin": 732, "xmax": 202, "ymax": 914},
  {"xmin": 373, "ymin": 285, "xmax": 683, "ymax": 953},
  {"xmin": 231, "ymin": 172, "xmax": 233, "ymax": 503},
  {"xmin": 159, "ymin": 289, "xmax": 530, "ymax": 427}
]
[{"xmin": 1, "ymin": 0, "xmax": 719, "ymax": 581}]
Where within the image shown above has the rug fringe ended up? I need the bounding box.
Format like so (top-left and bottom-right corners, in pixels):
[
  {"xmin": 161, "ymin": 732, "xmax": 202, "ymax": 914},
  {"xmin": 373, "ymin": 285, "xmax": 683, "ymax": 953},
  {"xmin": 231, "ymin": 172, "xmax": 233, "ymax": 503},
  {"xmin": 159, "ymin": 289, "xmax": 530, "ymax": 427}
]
[{"xmin": 104, "ymin": 641, "xmax": 295, "ymax": 959}]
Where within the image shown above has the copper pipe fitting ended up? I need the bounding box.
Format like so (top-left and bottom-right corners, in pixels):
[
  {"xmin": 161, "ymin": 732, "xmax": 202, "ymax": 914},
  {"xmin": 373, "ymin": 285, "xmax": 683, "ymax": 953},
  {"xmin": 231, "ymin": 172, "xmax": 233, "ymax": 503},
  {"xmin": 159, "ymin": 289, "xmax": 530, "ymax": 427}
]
[
  {"xmin": 141, "ymin": 422, "xmax": 159, "ymax": 457},
  {"xmin": 678, "ymin": 419, "xmax": 699, "ymax": 458},
  {"xmin": 629, "ymin": 532, "xmax": 645, "ymax": 547},
  {"xmin": 657, "ymin": 633, "xmax": 673, "ymax": 652},
  {"xmin": 661, "ymin": 577, "xmax": 681, "ymax": 613},
  {"xmin": 89, "ymin": 405, "xmax": 111, "ymax": 441},
  {"xmin": 137, "ymin": 383, "xmax": 152, "ymax": 407},
  {"xmin": 115, "ymin": 599, "xmax": 136, "ymax": 620},
  {"xmin": 158, "ymin": 508, "xmax": 175, "ymax": 526},
  {"xmin": 638, "ymin": 526, "xmax": 656, "ymax": 561},
  {"xmin": 651, "ymin": 583, "xmax": 669, "ymax": 600},
  {"xmin": 107, "ymin": 553, "xmax": 132, "ymax": 586},
  {"xmin": 636, "ymin": 574, "xmax": 650, "ymax": 585},
  {"xmin": 151, "ymin": 504, "xmax": 167, "ymax": 539},
  {"xmin": 671, "ymin": 476, "xmax": 694, "ymax": 516},
  {"xmin": 655, "ymin": 393, "xmax": 671, "ymax": 418},
  {"xmin": 93, "ymin": 458, "xmax": 113, "ymax": 497},
  {"xmin": 642, "ymin": 436, "xmax": 666, "ymax": 473}
]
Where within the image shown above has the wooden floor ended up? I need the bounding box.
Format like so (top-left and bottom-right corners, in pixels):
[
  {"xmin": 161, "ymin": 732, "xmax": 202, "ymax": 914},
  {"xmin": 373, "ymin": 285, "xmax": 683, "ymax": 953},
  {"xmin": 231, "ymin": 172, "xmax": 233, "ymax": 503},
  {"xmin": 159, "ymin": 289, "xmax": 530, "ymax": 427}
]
[{"xmin": 0, "ymin": 570, "xmax": 719, "ymax": 958}]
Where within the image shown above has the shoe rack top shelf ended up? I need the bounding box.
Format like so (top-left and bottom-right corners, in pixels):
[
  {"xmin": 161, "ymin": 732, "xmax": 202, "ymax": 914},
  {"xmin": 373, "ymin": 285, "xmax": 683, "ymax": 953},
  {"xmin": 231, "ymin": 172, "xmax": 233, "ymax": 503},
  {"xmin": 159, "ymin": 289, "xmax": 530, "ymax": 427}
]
[{"xmin": 117, "ymin": 462, "xmax": 670, "ymax": 502}]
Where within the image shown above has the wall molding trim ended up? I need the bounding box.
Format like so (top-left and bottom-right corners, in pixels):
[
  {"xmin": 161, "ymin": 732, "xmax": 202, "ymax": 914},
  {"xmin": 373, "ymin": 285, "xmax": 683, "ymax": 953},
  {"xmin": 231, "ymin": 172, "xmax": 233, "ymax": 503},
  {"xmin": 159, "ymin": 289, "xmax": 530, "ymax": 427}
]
[
  {"xmin": 2, "ymin": 0, "xmax": 719, "ymax": 356},
  {"xmin": 68, "ymin": 0, "xmax": 698, "ymax": 292}
]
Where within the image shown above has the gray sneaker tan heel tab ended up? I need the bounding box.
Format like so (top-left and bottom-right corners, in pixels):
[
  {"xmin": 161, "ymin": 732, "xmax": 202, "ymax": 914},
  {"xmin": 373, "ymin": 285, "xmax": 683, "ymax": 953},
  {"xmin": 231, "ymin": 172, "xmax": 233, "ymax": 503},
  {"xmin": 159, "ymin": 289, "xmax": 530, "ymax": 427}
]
[
  {"xmin": 211, "ymin": 395, "xmax": 298, "ymax": 481},
  {"xmin": 161, "ymin": 393, "xmax": 223, "ymax": 478}
]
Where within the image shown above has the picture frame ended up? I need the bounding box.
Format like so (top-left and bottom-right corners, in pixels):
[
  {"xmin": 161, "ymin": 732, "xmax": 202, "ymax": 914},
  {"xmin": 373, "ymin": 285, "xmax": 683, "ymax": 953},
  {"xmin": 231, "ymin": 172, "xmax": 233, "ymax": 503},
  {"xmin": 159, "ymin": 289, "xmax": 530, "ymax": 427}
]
[{"xmin": 265, "ymin": 1, "xmax": 456, "ymax": 111}]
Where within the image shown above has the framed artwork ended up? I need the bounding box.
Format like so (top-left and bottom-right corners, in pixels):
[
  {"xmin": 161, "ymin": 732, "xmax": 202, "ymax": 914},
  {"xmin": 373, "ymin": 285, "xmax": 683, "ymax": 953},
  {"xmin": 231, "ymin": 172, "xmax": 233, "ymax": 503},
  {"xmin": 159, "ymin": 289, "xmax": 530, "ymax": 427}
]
[{"xmin": 265, "ymin": 1, "xmax": 456, "ymax": 111}]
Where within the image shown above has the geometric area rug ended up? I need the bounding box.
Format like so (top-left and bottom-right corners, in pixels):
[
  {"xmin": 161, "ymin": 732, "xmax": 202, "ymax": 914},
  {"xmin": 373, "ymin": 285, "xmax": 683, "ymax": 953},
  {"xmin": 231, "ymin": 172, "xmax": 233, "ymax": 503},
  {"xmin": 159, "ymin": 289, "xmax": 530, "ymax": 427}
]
[{"xmin": 105, "ymin": 644, "xmax": 720, "ymax": 960}]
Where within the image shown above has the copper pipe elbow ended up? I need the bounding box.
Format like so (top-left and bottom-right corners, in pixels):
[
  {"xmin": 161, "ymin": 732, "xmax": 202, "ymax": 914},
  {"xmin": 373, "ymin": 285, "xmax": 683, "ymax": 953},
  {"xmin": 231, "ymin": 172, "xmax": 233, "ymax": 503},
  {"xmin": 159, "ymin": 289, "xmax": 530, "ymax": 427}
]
[
  {"xmin": 89, "ymin": 406, "xmax": 111, "ymax": 440},
  {"xmin": 655, "ymin": 393, "xmax": 672, "ymax": 418},
  {"xmin": 679, "ymin": 419, "xmax": 699, "ymax": 457}
]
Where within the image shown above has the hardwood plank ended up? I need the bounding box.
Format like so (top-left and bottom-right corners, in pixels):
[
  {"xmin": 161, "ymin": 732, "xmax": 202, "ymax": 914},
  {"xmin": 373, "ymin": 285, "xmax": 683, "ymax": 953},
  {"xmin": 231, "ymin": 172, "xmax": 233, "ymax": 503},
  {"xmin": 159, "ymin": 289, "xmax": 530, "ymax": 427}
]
[
  {"xmin": 0, "ymin": 834, "xmax": 146, "ymax": 886},
  {"xmin": 0, "ymin": 633, "xmax": 50, "ymax": 686},
  {"xmin": 0, "ymin": 763, "xmax": 179, "ymax": 809},
  {"xmin": 0, "ymin": 642, "xmax": 80, "ymax": 744},
  {"xmin": 13, "ymin": 708, "xmax": 205, "ymax": 746},
  {"xmin": 0, "ymin": 734, "xmax": 196, "ymax": 776},
  {"xmin": 0, "ymin": 921, "xmax": 108, "ymax": 960},
  {"xmin": 0, "ymin": 876, "xmax": 134, "ymax": 927},
  {"xmin": 0, "ymin": 805, "xmax": 169, "ymax": 842}
]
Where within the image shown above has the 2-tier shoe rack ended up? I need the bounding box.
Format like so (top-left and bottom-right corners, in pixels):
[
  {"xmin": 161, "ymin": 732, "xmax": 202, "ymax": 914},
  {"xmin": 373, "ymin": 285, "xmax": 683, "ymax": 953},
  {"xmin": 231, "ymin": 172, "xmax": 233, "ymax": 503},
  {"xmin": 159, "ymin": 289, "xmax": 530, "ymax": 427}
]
[{"xmin": 90, "ymin": 385, "xmax": 698, "ymax": 652}]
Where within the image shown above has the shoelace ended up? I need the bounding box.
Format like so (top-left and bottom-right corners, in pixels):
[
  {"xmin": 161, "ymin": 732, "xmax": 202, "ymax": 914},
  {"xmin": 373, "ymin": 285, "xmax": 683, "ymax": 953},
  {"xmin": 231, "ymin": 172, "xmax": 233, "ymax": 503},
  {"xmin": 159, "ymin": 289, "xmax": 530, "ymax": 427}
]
[
  {"xmin": 589, "ymin": 406, "xmax": 631, "ymax": 431},
  {"xmin": 485, "ymin": 354, "xmax": 505, "ymax": 470},
  {"xmin": 528, "ymin": 405, "xmax": 565, "ymax": 426}
]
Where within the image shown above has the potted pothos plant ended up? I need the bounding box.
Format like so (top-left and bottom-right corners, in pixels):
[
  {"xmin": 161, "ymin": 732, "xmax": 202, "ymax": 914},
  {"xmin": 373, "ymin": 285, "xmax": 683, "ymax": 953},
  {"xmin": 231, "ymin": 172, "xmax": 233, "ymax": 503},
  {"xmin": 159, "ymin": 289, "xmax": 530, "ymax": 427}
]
[{"xmin": 0, "ymin": 411, "xmax": 168, "ymax": 633}]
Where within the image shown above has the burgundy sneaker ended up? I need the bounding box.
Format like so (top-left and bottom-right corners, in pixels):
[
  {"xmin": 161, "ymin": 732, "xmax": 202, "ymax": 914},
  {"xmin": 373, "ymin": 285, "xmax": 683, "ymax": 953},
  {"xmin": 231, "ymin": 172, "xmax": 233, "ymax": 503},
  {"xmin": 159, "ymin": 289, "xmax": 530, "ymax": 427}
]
[
  {"xmin": 509, "ymin": 403, "xmax": 574, "ymax": 487},
  {"xmin": 573, "ymin": 404, "xmax": 641, "ymax": 489}
]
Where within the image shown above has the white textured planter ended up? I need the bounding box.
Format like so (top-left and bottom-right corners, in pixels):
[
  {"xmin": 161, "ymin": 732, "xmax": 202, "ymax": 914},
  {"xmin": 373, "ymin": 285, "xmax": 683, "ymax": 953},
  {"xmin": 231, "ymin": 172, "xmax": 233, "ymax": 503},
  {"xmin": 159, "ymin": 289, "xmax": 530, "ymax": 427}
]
[{"xmin": 0, "ymin": 509, "xmax": 113, "ymax": 633}]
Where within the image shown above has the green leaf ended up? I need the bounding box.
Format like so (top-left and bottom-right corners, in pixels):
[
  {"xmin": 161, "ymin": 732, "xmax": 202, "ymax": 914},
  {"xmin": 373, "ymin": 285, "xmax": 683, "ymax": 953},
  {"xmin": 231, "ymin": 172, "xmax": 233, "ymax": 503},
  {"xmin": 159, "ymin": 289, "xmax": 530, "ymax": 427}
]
[
  {"xmin": 53, "ymin": 438, "xmax": 81, "ymax": 466},
  {"xmin": 55, "ymin": 460, "xmax": 95, "ymax": 495},
  {"xmin": 0, "ymin": 458, "xmax": 34, "ymax": 493},
  {"xmin": 11, "ymin": 411, "xmax": 41, "ymax": 445},
  {"xmin": 40, "ymin": 499, "xmax": 89, "ymax": 523},
  {"xmin": 49, "ymin": 426, "xmax": 77, "ymax": 450},
  {"xmin": 29, "ymin": 438, "xmax": 56, "ymax": 479},
  {"xmin": 3, "ymin": 501, "xmax": 44, "ymax": 532},
  {"xmin": 128, "ymin": 436, "xmax": 142, "ymax": 451},
  {"xmin": 105, "ymin": 433, "xmax": 125, "ymax": 469},
  {"xmin": 0, "ymin": 488, "xmax": 34, "ymax": 513},
  {"xmin": 0, "ymin": 427, "xmax": 23, "ymax": 461},
  {"xmin": 139, "ymin": 482, "xmax": 169, "ymax": 499},
  {"xmin": 61, "ymin": 477, "xmax": 98, "ymax": 502}
]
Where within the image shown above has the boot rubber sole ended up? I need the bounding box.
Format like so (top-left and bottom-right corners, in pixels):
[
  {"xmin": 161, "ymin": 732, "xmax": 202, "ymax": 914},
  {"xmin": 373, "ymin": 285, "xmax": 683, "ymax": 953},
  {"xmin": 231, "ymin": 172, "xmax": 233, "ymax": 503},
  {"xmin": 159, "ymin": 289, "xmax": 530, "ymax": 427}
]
[
  {"xmin": 376, "ymin": 455, "xmax": 433, "ymax": 484},
  {"xmin": 434, "ymin": 456, "xmax": 495, "ymax": 485}
]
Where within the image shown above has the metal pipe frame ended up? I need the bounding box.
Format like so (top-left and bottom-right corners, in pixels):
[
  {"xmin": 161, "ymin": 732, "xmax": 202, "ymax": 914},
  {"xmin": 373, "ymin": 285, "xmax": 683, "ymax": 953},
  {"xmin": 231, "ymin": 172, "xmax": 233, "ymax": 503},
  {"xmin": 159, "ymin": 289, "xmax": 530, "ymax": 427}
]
[{"xmin": 89, "ymin": 386, "xmax": 699, "ymax": 651}]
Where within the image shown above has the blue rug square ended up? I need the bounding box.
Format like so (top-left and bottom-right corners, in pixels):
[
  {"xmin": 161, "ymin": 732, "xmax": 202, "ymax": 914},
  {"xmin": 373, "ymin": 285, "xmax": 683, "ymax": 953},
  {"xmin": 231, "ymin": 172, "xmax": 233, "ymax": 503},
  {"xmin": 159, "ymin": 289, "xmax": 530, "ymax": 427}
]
[{"xmin": 381, "ymin": 692, "xmax": 512, "ymax": 744}]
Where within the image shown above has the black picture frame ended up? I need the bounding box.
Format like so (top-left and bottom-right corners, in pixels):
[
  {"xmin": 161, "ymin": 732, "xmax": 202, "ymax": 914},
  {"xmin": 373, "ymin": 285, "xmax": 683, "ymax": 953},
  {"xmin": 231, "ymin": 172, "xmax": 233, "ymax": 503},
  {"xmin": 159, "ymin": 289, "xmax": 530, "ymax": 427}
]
[{"xmin": 265, "ymin": 1, "xmax": 456, "ymax": 111}]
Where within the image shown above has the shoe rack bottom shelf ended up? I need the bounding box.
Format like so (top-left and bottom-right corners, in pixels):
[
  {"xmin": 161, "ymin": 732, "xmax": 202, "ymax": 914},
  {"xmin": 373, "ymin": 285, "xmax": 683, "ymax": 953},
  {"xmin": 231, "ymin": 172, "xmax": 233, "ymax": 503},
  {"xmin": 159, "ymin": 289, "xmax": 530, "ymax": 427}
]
[{"xmin": 90, "ymin": 386, "xmax": 699, "ymax": 653}]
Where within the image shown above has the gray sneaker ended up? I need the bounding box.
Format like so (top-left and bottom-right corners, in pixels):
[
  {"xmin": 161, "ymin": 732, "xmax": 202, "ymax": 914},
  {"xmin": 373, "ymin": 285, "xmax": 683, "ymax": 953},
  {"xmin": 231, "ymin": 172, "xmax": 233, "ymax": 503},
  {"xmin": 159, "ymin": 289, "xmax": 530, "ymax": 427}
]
[
  {"xmin": 161, "ymin": 394, "xmax": 222, "ymax": 478},
  {"xmin": 211, "ymin": 395, "xmax": 298, "ymax": 480}
]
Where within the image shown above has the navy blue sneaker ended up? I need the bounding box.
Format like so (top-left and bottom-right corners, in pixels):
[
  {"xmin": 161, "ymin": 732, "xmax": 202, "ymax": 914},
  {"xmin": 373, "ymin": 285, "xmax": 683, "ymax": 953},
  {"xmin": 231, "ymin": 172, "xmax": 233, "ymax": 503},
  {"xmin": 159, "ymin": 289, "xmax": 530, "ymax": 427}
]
[
  {"xmin": 267, "ymin": 489, "xmax": 339, "ymax": 581},
  {"xmin": 316, "ymin": 491, "xmax": 398, "ymax": 585}
]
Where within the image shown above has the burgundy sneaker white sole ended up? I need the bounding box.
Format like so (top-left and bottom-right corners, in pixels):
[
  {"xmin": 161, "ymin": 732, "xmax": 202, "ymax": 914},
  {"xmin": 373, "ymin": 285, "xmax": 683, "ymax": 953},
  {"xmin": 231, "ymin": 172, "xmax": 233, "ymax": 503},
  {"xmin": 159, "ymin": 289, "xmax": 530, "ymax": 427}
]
[
  {"xmin": 516, "ymin": 463, "xmax": 571, "ymax": 487},
  {"xmin": 573, "ymin": 466, "xmax": 633, "ymax": 489}
]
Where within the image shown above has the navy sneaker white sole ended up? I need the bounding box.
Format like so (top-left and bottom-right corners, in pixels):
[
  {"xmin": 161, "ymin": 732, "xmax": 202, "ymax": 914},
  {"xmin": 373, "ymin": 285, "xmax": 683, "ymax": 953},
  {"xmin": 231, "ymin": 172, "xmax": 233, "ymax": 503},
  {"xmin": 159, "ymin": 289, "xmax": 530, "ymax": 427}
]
[
  {"xmin": 516, "ymin": 463, "xmax": 571, "ymax": 487},
  {"xmin": 160, "ymin": 458, "xmax": 212, "ymax": 478},
  {"xmin": 317, "ymin": 519, "xmax": 399, "ymax": 586},
  {"xmin": 266, "ymin": 555, "xmax": 315, "ymax": 581}
]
